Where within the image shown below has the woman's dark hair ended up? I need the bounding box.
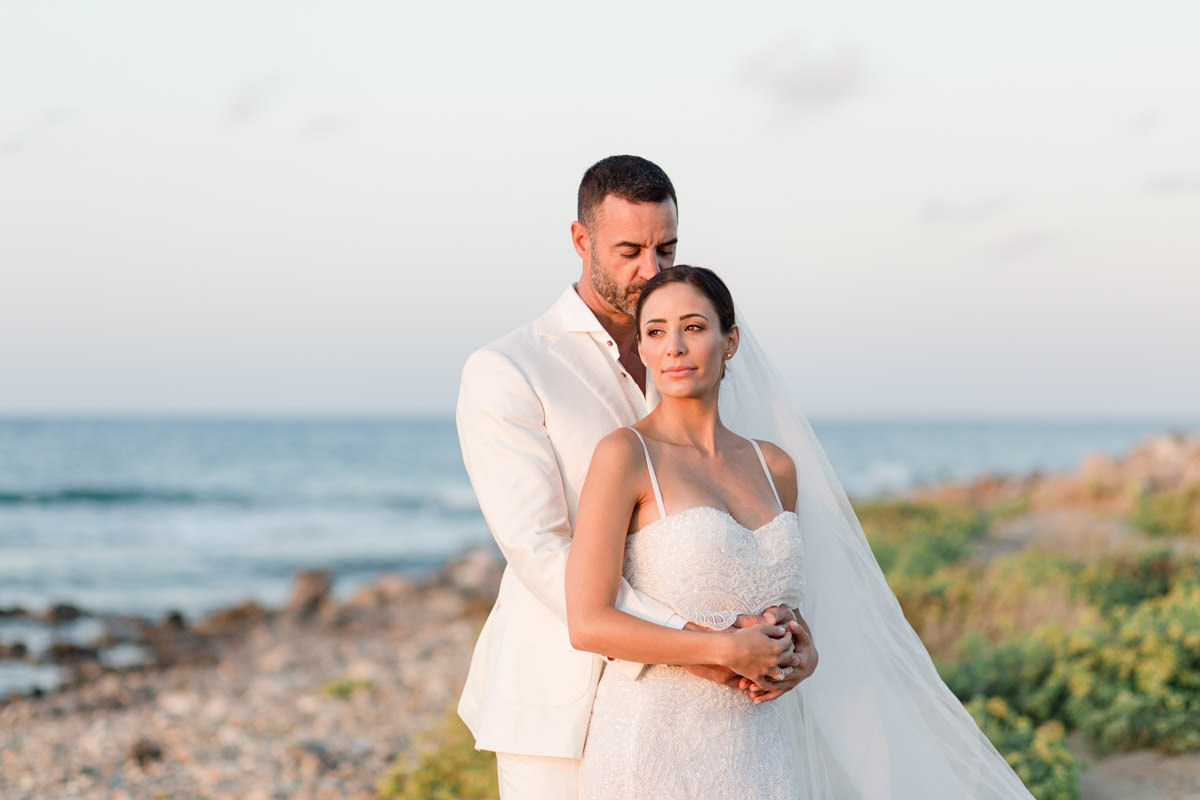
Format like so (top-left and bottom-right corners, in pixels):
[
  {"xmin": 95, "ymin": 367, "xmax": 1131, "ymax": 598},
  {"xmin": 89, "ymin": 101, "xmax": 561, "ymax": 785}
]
[{"xmin": 635, "ymin": 265, "xmax": 736, "ymax": 336}]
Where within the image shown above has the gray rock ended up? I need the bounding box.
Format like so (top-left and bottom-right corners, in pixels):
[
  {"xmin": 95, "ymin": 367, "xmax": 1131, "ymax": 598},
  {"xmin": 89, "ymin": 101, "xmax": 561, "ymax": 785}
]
[
  {"xmin": 129, "ymin": 737, "xmax": 163, "ymax": 767},
  {"xmin": 285, "ymin": 570, "xmax": 333, "ymax": 619}
]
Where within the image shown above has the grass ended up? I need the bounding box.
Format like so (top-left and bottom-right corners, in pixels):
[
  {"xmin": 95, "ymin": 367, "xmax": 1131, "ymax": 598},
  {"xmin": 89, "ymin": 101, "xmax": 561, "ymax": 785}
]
[{"xmin": 376, "ymin": 710, "xmax": 499, "ymax": 800}]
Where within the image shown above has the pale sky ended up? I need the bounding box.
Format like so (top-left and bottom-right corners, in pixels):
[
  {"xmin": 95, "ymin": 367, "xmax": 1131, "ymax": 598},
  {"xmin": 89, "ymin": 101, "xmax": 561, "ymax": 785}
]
[{"xmin": 2, "ymin": 1, "xmax": 1197, "ymax": 418}]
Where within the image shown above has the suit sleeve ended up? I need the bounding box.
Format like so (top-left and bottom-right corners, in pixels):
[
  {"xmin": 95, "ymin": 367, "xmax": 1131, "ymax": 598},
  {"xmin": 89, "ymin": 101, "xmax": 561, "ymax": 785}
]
[{"xmin": 456, "ymin": 347, "xmax": 684, "ymax": 664}]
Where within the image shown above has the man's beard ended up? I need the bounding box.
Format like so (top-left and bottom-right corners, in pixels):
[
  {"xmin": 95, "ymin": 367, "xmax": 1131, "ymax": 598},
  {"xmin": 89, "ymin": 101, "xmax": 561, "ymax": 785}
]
[{"xmin": 589, "ymin": 251, "xmax": 646, "ymax": 318}]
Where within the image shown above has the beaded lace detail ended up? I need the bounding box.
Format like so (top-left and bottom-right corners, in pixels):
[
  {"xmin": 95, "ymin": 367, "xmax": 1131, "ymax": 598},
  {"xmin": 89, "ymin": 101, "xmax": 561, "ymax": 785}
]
[
  {"xmin": 578, "ymin": 434, "xmax": 807, "ymax": 800},
  {"xmin": 624, "ymin": 506, "xmax": 804, "ymax": 631}
]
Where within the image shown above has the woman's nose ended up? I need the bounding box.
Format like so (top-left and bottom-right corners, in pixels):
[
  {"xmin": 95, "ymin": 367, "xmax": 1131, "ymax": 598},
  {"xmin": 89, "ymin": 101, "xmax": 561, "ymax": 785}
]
[{"xmin": 667, "ymin": 332, "xmax": 686, "ymax": 356}]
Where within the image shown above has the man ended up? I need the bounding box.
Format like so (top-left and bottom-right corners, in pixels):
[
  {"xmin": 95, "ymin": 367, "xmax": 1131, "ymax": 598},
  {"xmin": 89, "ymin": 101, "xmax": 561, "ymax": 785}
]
[{"xmin": 456, "ymin": 155, "xmax": 816, "ymax": 799}]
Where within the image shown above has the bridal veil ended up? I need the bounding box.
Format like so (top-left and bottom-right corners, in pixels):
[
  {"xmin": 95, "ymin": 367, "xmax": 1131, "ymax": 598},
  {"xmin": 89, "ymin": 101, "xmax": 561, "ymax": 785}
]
[{"xmin": 719, "ymin": 323, "xmax": 1035, "ymax": 799}]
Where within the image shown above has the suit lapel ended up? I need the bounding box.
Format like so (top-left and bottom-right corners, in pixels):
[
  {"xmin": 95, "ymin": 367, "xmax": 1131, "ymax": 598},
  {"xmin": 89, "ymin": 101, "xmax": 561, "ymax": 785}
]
[{"xmin": 544, "ymin": 332, "xmax": 638, "ymax": 428}]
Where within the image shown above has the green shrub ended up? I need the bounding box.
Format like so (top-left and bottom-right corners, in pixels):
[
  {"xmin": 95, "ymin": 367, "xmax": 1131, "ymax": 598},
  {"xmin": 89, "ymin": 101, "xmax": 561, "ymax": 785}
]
[
  {"xmin": 941, "ymin": 631, "xmax": 1071, "ymax": 725},
  {"xmin": 857, "ymin": 501, "xmax": 989, "ymax": 578},
  {"xmin": 1131, "ymin": 486, "xmax": 1199, "ymax": 536},
  {"xmin": 1062, "ymin": 584, "xmax": 1200, "ymax": 754},
  {"xmin": 377, "ymin": 712, "xmax": 498, "ymax": 800},
  {"xmin": 1073, "ymin": 551, "xmax": 1198, "ymax": 613},
  {"xmin": 965, "ymin": 696, "xmax": 1080, "ymax": 800},
  {"xmin": 322, "ymin": 676, "xmax": 375, "ymax": 700}
]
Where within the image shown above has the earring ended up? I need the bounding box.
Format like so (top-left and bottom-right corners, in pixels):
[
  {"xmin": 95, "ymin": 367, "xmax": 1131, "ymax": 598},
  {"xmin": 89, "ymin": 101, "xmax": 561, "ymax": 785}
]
[{"xmin": 724, "ymin": 353, "xmax": 733, "ymax": 360}]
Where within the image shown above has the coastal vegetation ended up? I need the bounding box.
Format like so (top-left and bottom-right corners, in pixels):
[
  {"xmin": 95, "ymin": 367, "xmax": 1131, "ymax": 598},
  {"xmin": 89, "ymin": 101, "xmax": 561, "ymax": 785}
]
[
  {"xmin": 375, "ymin": 434, "xmax": 1200, "ymax": 800},
  {"xmin": 858, "ymin": 434, "xmax": 1200, "ymax": 799},
  {"xmin": 376, "ymin": 712, "xmax": 498, "ymax": 800}
]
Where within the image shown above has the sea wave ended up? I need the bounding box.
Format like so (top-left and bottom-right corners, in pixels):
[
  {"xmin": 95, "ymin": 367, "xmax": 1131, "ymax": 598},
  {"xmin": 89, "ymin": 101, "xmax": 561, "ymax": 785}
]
[
  {"xmin": 0, "ymin": 487, "xmax": 250, "ymax": 507},
  {"xmin": 0, "ymin": 484, "xmax": 479, "ymax": 515}
]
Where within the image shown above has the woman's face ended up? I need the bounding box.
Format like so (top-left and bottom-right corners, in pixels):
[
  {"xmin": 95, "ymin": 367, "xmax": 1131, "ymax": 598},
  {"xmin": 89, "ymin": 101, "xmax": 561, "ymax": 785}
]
[{"xmin": 637, "ymin": 282, "xmax": 738, "ymax": 400}]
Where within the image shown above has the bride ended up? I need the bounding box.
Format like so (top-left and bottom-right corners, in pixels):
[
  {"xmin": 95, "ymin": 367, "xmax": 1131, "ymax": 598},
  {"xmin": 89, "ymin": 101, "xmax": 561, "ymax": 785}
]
[{"xmin": 565, "ymin": 265, "xmax": 1035, "ymax": 799}]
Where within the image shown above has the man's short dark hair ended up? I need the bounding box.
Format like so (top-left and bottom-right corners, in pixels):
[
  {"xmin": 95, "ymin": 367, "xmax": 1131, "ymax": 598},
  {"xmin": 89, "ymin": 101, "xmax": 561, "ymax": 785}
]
[{"xmin": 577, "ymin": 155, "xmax": 677, "ymax": 231}]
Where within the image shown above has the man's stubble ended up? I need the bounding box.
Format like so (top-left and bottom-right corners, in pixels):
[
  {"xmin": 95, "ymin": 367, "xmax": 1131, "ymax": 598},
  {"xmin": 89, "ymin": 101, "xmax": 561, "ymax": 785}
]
[{"xmin": 588, "ymin": 247, "xmax": 647, "ymax": 319}]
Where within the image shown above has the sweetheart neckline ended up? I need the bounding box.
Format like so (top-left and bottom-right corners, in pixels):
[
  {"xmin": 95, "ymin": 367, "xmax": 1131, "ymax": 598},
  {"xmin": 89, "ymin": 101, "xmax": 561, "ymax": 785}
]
[{"xmin": 630, "ymin": 505, "xmax": 798, "ymax": 537}]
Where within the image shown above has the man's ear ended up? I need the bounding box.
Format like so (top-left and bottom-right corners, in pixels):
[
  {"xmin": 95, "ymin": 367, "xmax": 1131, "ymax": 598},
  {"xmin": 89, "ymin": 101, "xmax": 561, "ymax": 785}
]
[{"xmin": 570, "ymin": 220, "xmax": 590, "ymax": 258}]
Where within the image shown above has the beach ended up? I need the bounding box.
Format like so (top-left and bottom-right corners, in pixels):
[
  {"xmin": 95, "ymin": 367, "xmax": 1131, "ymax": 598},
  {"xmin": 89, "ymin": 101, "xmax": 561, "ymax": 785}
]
[
  {"xmin": 0, "ymin": 549, "xmax": 501, "ymax": 799},
  {"xmin": 3, "ymin": 424, "xmax": 1200, "ymax": 799}
]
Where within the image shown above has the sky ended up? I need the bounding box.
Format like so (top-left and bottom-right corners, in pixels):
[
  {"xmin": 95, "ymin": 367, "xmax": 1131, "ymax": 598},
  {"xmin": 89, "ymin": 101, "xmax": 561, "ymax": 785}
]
[{"xmin": 2, "ymin": 1, "xmax": 1198, "ymax": 418}]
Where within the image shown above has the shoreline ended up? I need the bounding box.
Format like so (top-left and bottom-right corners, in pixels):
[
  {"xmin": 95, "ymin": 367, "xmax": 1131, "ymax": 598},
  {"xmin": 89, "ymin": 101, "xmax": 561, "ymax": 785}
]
[
  {"xmin": 3, "ymin": 433, "xmax": 1198, "ymax": 799},
  {"xmin": 0, "ymin": 549, "xmax": 502, "ymax": 800}
]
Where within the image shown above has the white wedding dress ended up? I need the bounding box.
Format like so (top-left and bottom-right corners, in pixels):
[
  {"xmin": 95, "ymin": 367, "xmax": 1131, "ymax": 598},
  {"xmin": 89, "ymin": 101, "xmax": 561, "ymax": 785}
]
[{"xmin": 578, "ymin": 430, "xmax": 806, "ymax": 800}]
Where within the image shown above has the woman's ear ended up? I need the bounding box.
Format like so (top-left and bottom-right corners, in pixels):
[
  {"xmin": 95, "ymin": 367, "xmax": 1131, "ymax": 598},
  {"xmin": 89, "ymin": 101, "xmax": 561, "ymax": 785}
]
[{"xmin": 725, "ymin": 325, "xmax": 740, "ymax": 360}]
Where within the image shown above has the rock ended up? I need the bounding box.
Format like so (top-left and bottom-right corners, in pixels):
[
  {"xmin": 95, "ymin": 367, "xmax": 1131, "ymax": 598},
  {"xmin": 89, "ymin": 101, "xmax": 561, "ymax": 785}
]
[
  {"xmin": 1080, "ymin": 453, "xmax": 1120, "ymax": 488},
  {"xmin": 0, "ymin": 641, "xmax": 28, "ymax": 659},
  {"xmin": 0, "ymin": 606, "xmax": 30, "ymax": 619},
  {"xmin": 288, "ymin": 740, "xmax": 338, "ymax": 777},
  {"xmin": 375, "ymin": 573, "xmax": 414, "ymax": 601},
  {"xmin": 129, "ymin": 737, "xmax": 163, "ymax": 767},
  {"xmin": 444, "ymin": 548, "xmax": 503, "ymax": 598},
  {"xmin": 44, "ymin": 642, "xmax": 99, "ymax": 664},
  {"xmin": 162, "ymin": 610, "xmax": 187, "ymax": 631},
  {"xmin": 285, "ymin": 570, "xmax": 333, "ymax": 619},
  {"xmin": 196, "ymin": 601, "xmax": 269, "ymax": 636},
  {"xmin": 44, "ymin": 603, "xmax": 85, "ymax": 624}
]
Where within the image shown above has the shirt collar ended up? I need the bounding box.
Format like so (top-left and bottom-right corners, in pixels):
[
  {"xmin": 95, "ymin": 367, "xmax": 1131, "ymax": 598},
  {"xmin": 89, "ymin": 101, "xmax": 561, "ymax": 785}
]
[{"xmin": 555, "ymin": 283, "xmax": 609, "ymax": 334}]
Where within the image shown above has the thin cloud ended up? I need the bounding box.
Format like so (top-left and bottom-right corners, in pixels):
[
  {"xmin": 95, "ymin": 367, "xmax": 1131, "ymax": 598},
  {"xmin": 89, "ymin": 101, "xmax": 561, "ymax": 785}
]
[
  {"xmin": 226, "ymin": 76, "xmax": 286, "ymax": 124},
  {"xmin": 1144, "ymin": 171, "xmax": 1200, "ymax": 196},
  {"xmin": 1, "ymin": 107, "xmax": 74, "ymax": 157},
  {"xmin": 0, "ymin": 135, "xmax": 24, "ymax": 156},
  {"xmin": 742, "ymin": 35, "xmax": 866, "ymax": 118},
  {"xmin": 1126, "ymin": 110, "xmax": 1157, "ymax": 138},
  {"xmin": 985, "ymin": 229, "xmax": 1056, "ymax": 261},
  {"xmin": 39, "ymin": 107, "xmax": 74, "ymax": 128},
  {"xmin": 923, "ymin": 195, "xmax": 1009, "ymax": 224},
  {"xmin": 304, "ymin": 114, "xmax": 345, "ymax": 137}
]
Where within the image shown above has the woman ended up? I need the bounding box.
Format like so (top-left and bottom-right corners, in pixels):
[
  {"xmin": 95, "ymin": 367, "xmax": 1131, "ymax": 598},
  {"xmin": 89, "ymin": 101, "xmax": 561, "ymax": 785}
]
[
  {"xmin": 567, "ymin": 265, "xmax": 805, "ymax": 799},
  {"xmin": 566, "ymin": 266, "xmax": 1035, "ymax": 798}
]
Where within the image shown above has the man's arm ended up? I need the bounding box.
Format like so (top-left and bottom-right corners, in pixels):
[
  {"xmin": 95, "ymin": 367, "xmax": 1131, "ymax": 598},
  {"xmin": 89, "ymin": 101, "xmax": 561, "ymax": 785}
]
[{"xmin": 457, "ymin": 347, "xmax": 681, "ymax": 630}]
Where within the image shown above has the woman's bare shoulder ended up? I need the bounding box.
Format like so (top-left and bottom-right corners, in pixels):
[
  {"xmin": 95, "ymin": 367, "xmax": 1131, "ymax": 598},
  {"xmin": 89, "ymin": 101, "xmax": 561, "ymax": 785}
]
[
  {"xmin": 752, "ymin": 439, "xmax": 794, "ymax": 472},
  {"xmin": 753, "ymin": 439, "xmax": 799, "ymax": 510},
  {"xmin": 592, "ymin": 426, "xmax": 648, "ymax": 468}
]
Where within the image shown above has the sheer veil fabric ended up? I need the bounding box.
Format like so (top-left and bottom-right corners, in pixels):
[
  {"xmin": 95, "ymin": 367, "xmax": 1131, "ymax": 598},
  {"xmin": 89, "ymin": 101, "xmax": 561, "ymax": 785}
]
[{"xmin": 718, "ymin": 323, "xmax": 1034, "ymax": 799}]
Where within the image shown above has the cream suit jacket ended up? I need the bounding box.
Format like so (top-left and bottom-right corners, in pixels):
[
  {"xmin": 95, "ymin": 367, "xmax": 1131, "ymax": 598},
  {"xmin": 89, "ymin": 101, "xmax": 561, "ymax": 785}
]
[{"xmin": 456, "ymin": 285, "xmax": 682, "ymax": 759}]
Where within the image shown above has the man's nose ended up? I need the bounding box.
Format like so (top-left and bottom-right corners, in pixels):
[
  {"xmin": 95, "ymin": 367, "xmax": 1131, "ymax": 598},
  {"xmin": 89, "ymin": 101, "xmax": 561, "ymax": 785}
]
[{"xmin": 637, "ymin": 250, "xmax": 661, "ymax": 280}]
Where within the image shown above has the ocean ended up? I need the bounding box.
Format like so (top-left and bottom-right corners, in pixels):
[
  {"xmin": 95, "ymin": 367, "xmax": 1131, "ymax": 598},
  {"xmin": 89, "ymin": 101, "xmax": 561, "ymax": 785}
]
[{"xmin": 0, "ymin": 416, "xmax": 1195, "ymax": 621}]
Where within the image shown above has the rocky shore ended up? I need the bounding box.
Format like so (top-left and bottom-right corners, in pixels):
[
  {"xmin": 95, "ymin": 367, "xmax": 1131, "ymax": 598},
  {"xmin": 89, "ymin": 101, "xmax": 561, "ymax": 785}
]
[
  {"xmin": 0, "ymin": 549, "xmax": 502, "ymax": 800},
  {"xmin": 3, "ymin": 433, "xmax": 1198, "ymax": 800}
]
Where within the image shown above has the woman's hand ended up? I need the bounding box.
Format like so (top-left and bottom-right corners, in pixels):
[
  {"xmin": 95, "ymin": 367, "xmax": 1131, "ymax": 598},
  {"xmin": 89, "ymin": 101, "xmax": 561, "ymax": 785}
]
[{"xmin": 716, "ymin": 623, "xmax": 794, "ymax": 686}]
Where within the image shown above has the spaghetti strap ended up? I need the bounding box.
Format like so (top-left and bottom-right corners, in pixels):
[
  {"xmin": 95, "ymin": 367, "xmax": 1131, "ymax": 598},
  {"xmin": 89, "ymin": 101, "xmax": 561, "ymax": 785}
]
[
  {"xmin": 749, "ymin": 439, "xmax": 783, "ymax": 509},
  {"xmin": 626, "ymin": 428, "xmax": 667, "ymax": 518}
]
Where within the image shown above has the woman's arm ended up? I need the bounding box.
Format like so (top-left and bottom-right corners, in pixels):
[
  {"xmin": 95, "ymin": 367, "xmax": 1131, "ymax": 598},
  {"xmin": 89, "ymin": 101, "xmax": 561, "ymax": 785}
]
[{"xmin": 565, "ymin": 429, "xmax": 791, "ymax": 685}]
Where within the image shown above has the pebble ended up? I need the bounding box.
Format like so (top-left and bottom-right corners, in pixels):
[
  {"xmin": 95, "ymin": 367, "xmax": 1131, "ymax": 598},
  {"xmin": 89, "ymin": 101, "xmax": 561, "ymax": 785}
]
[{"xmin": 0, "ymin": 549, "xmax": 498, "ymax": 800}]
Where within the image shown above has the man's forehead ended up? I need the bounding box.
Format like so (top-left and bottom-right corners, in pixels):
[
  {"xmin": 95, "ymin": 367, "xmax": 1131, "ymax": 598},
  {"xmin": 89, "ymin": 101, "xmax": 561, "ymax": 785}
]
[{"xmin": 592, "ymin": 194, "xmax": 678, "ymax": 232}]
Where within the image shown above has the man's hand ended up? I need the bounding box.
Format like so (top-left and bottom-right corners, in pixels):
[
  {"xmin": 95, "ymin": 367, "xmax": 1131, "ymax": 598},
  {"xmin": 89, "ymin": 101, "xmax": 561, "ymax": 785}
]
[
  {"xmin": 740, "ymin": 605, "xmax": 817, "ymax": 702},
  {"xmin": 679, "ymin": 614, "xmax": 791, "ymax": 693}
]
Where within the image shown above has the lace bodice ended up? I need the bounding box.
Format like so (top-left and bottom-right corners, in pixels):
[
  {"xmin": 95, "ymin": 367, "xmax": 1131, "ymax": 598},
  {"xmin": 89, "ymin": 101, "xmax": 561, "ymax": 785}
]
[
  {"xmin": 624, "ymin": 506, "xmax": 805, "ymax": 630},
  {"xmin": 578, "ymin": 431, "xmax": 807, "ymax": 800}
]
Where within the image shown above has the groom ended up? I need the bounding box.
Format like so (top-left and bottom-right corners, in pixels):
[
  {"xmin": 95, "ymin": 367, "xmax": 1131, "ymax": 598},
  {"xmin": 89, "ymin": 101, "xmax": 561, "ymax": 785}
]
[{"xmin": 456, "ymin": 155, "xmax": 816, "ymax": 799}]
